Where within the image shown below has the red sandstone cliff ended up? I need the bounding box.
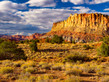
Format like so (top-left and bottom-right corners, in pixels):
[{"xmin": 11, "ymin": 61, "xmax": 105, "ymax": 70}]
[
  {"xmin": 51, "ymin": 13, "xmax": 109, "ymax": 35},
  {"xmin": 46, "ymin": 13, "xmax": 109, "ymax": 42}
]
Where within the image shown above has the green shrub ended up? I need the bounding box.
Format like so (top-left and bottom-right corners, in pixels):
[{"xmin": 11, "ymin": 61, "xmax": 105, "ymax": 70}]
[
  {"xmin": 63, "ymin": 53, "xmax": 89, "ymax": 63},
  {"xmin": 97, "ymin": 37, "xmax": 109, "ymax": 57},
  {"xmin": 19, "ymin": 40, "xmax": 24, "ymax": 44},
  {"xmin": 51, "ymin": 35, "xmax": 63, "ymax": 44},
  {"xmin": 0, "ymin": 67, "xmax": 13, "ymax": 74},
  {"xmin": 0, "ymin": 38, "xmax": 4, "ymax": 43},
  {"xmin": 24, "ymin": 39, "xmax": 29, "ymax": 44},
  {"xmin": 83, "ymin": 45, "xmax": 91, "ymax": 50},
  {"xmin": 97, "ymin": 43, "xmax": 109, "ymax": 57},
  {"xmin": 72, "ymin": 40, "xmax": 76, "ymax": 44},
  {"xmin": 0, "ymin": 41, "xmax": 27, "ymax": 60},
  {"xmin": 29, "ymin": 41, "xmax": 37, "ymax": 52},
  {"xmin": 30, "ymin": 39, "xmax": 39, "ymax": 43},
  {"xmin": 45, "ymin": 37, "xmax": 50, "ymax": 43}
]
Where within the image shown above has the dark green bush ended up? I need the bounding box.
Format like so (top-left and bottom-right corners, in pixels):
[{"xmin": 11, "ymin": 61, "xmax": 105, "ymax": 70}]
[
  {"xmin": 72, "ymin": 40, "xmax": 76, "ymax": 44},
  {"xmin": 51, "ymin": 35, "xmax": 63, "ymax": 44},
  {"xmin": 0, "ymin": 41, "xmax": 27, "ymax": 60},
  {"xmin": 29, "ymin": 41, "xmax": 37, "ymax": 52},
  {"xmin": 83, "ymin": 45, "xmax": 92, "ymax": 50},
  {"xmin": 30, "ymin": 39, "xmax": 39, "ymax": 43},
  {"xmin": 0, "ymin": 39, "xmax": 4, "ymax": 43},
  {"xmin": 97, "ymin": 37, "xmax": 109, "ymax": 57},
  {"xmin": 63, "ymin": 53, "xmax": 89, "ymax": 63},
  {"xmin": 24, "ymin": 40, "xmax": 30, "ymax": 44},
  {"xmin": 19, "ymin": 40, "xmax": 24, "ymax": 44},
  {"xmin": 45, "ymin": 37, "xmax": 50, "ymax": 43}
]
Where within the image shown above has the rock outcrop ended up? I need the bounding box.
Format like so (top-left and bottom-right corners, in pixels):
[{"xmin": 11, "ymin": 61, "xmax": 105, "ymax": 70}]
[
  {"xmin": 46, "ymin": 13, "xmax": 109, "ymax": 42},
  {"xmin": 0, "ymin": 33, "xmax": 44, "ymax": 41},
  {"xmin": 51, "ymin": 13, "xmax": 109, "ymax": 35}
]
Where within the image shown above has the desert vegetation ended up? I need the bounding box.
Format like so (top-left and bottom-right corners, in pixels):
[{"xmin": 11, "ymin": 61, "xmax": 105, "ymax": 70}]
[{"xmin": 0, "ymin": 36, "xmax": 109, "ymax": 82}]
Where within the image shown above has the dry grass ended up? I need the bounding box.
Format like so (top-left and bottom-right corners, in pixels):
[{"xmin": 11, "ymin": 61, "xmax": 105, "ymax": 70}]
[
  {"xmin": 0, "ymin": 42, "xmax": 108, "ymax": 82},
  {"xmin": 0, "ymin": 67, "xmax": 13, "ymax": 74}
]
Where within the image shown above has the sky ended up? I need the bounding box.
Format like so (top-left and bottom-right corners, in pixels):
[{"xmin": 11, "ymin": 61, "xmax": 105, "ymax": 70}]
[{"xmin": 0, "ymin": 0, "xmax": 109, "ymax": 35}]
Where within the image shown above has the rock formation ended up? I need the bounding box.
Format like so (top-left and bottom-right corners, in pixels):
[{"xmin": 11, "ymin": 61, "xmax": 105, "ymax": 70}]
[
  {"xmin": 51, "ymin": 13, "xmax": 109, "ymax": 35},
  {"xmin": 0, "ymin": 33, "xmax": 44, "ymax": 41},
  {"xmin": 46, "ymin": 13, "xmax": 109, "ymax": 42}
]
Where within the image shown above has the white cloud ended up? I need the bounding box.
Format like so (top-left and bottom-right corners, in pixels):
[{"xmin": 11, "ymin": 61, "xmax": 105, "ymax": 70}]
[
  {"xmin": 61, "ymin": 0, "xmax": 68, "ymax": 2},
  {"xmin": 62, "ymin": 0, "xmax": 84, "ymax": 4},
  {"xmin": 61, "ymin": 0, "xmax": 109, "ymax": 4},
  {"xmin": 16, "ymin": 7, "xmax": 96, "ymax": 31},
  {"xmin": 27, "ymin": 0, "xmax": 56, "ymax": 7},
  {"xmin": 16, "ymin": 9, "xmax": 76, "ymax": 30},
  {"xmin": 70, "ymin": 0, "xmax": 84, "ymax": 5},
  {"xmin": 0, "ymin": 1, "xmax": 27, "ymax": 28},
  {"xmin": 104, "ymin": 8, "xmax": 109, "ymax": 11},
  {"xmin": 0, "ymin": 1, "xmax": 26, "ymax": 13},
  {"xmin": 73, "ymin": 6, "xmax": 95, "ymax": 13},
  {"xmin": 90, "ymin": 0, "xmax": 109, "ymax": 4}
]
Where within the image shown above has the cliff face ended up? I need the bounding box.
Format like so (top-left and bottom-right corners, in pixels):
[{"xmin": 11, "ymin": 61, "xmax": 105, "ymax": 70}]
[{"xmin": 51, "ymin": 13, "xmax": 109, "ymax": 35}]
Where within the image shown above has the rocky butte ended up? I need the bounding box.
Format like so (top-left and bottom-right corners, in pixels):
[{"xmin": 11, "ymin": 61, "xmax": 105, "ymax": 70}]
[{"xmin": 46, "ymin": 13, "xmax": 109, "ymax": 42}]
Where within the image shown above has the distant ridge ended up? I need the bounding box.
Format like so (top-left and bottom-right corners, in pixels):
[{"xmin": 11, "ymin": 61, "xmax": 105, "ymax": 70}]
[{"xmin": 0, "ymin": 33, "xmax": 44, "ymax": 41}]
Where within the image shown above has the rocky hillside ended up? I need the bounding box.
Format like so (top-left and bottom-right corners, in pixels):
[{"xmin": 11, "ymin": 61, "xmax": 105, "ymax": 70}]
[
  {"xmin": 46, "ymin": 13, "xmax": 109, "ymax": 42},
  {"xmin": 51, "ymin": 13, "xmax": 109, "ymax": 35},
  {"xmin": 0, "ymin": 33, "xmax": 44, "ymax": 41}
]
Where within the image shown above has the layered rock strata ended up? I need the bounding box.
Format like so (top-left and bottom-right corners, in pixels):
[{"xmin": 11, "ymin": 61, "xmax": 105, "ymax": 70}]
[{"xmin": 46, "ymin": 13, "xmax": 109, "ymax": 42}]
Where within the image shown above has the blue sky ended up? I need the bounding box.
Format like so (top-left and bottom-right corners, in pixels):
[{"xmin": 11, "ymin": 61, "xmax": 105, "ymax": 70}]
[{"xmin": 0, "ymin": 0, "xmax": 109, "ymax": 35}]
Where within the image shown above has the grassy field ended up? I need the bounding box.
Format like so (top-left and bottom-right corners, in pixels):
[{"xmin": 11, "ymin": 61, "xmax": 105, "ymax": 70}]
[{"xmin": 0, "ymin": 42, "xmax": 109, "ymax": 82}]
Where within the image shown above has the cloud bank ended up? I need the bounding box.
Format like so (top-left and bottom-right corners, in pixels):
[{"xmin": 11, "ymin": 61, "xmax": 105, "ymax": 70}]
[
  {"xmin": 27, "ymin": 0, "xmax": 56, "ymax": 7},
  {"xmin": 61, "ymin": 0, "xmax": 109, "ymax": 4}
]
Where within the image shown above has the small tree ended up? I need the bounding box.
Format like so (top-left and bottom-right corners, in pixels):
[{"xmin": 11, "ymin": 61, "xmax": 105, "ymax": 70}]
[
  {"xmin": 19, "ymin": 40, "xmax": 24, "ymax": 44},
  {"xmin": 0, "ymin": 39, "xmax": 4, "ymax": 43},
  {"xmin": 83, "ymin": 45, "xmax": 92, "ymax": 50},
  {"xmin": 51, "ymin": 35, "xmax": 63, "ymax": 44},
  {"xmin": 0, "ymin": 41, "xmax": 27, "ymax": 60},
  {"xmin": 72, "ymin": 40, "xmax": 76, "ymax": 44},
  {"xmin": 29, "ymin": 41, "xmax": 37, "ymax": 52},
  {"xmin": 97, "ymin": 37, "xmax": 109, "ymax": 57},
  {"xmin": 45, "ymin": 37, "xmax": 50, "ymax": 43},
  {"xmin": 30, "ymin": 39, "xmax": 39, "ymax": 43},
  {"xmin": 24, "ymin": 39, "xmax": 30, "ymax": 44}
]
